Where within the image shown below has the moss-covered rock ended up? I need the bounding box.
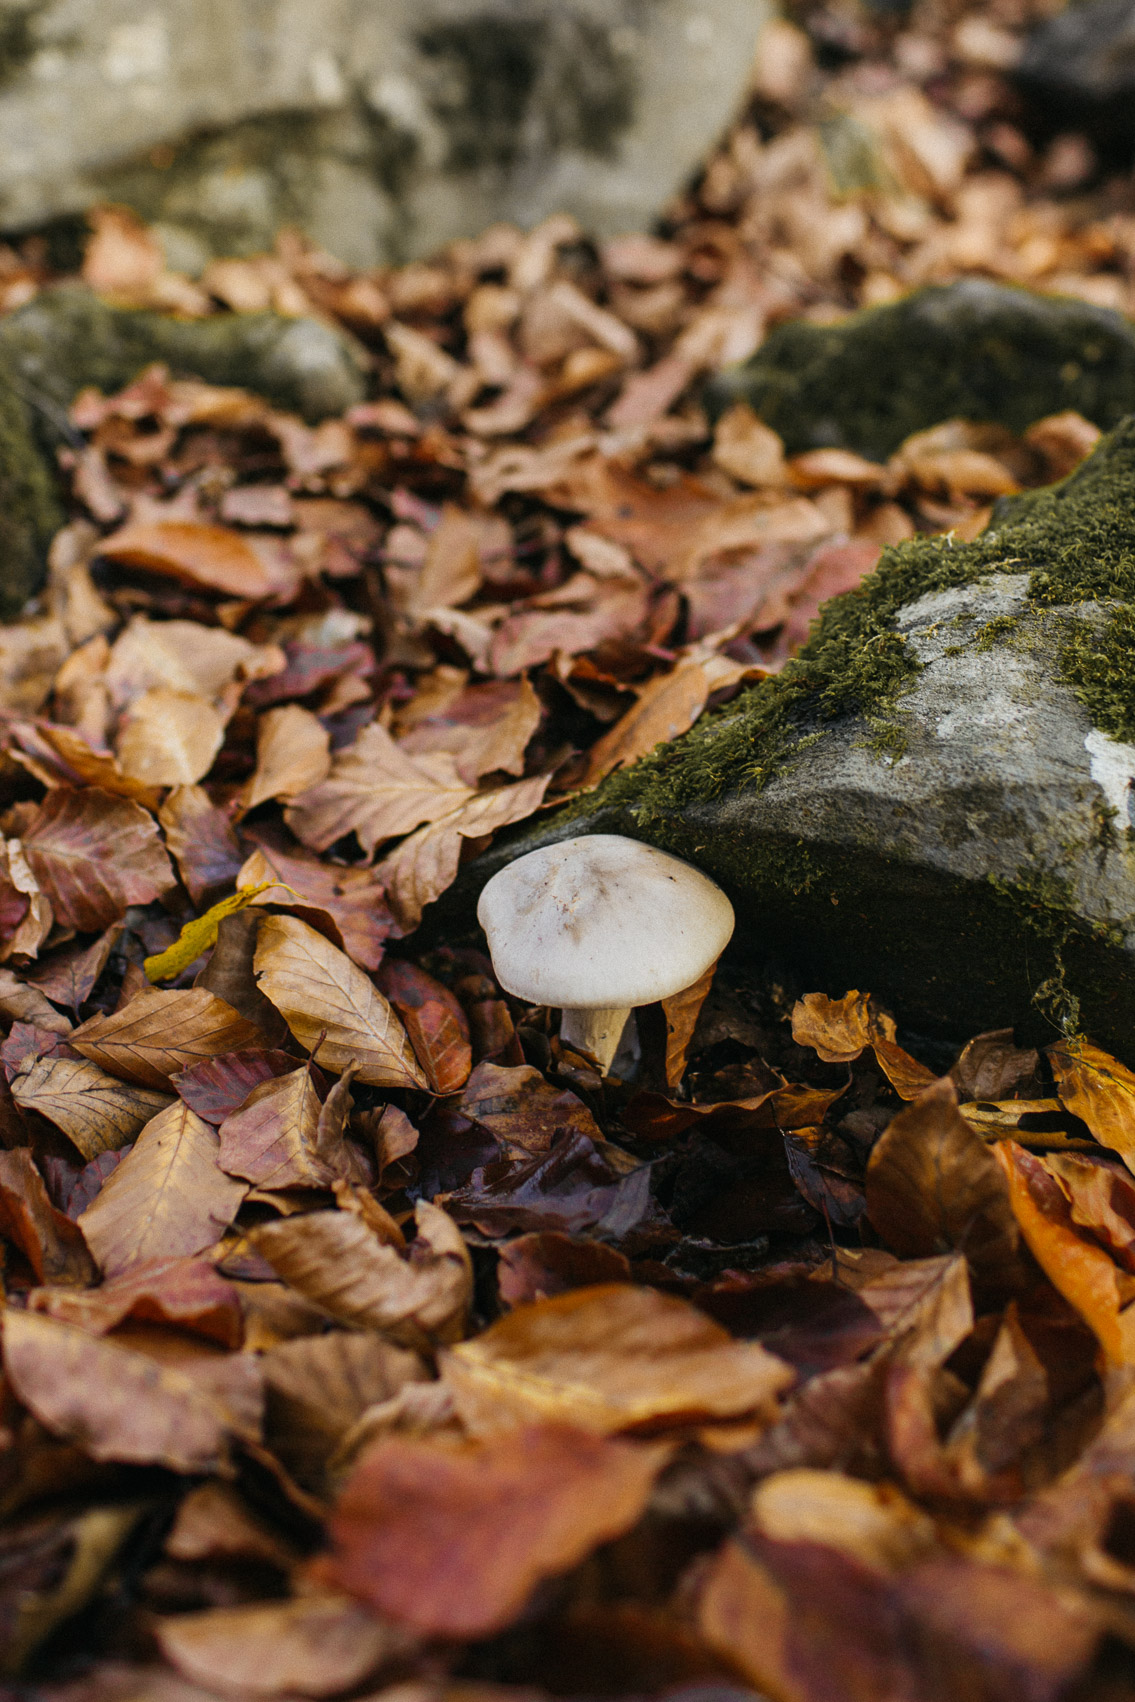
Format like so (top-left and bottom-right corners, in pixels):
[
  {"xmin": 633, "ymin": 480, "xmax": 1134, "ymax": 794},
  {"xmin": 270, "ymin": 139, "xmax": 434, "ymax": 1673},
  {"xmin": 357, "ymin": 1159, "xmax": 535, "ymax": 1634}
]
[
  {"xmin": 705, "ymin": 279, "xmax": 1135, "ymax": 460},
  {"xmin": 452, "ymin": 417, "xmax": 1135, "ymax": 1059},
  {"xmin": 0, "ymin": 283, "xmax": 370, "ymax": 614}
]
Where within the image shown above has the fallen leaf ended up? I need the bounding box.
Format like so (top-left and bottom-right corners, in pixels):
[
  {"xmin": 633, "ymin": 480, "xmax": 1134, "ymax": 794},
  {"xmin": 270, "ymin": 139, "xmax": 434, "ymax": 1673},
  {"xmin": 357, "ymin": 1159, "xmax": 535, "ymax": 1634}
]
[
  {"xmin": 1, "ymin": 1309, "xmax": 259, "ymax": 1471},
  {"xmin": 261, "ymin": 1330, "xmax": 429, "ymax": 1493},
  {"xmin": 996, "ymin": 1139, "xmax": 1135, "ymax": 1365},
  {"xmin": 865, "ymin": 1077, "xmax": 1020, "ymax": 1289},
  {"xmin": 104, "ymin": 615, "xmax": 284, "ymax": 711},
  {"xmin": 241, "ymin": 705, "xmax": 331, "ymax": 813},
  {"xmin": 444, "ymin": 1130, "xmax": 650, "ymax": 1238},
  {"xmin": 0, "ymin": 1147, "xmax": 97, "ymax": 1285},
  {"xmin": 78, "ymin": 1099, "xmax": 248, "ymax": 1275},
  {"xmin": 375, "ymin": 773, "xmax": 551, "ymax": 929},
  {"xmin": 791, "ymin": 989, "xmax": 895, "ymax": 1063},
  {"xmin": 452, "ymin": 1060, "xmax": 601, "ymax": 1158},
  {"xmin": 1045, "ymin": 1151, "xmax": 1135, "ymax": 1271},
  {"xmin": 71, "ymin": 988, "xmax": 263, "ymax": 1090},
  {"xmin": 9, "ymin": 720, "xmax": 162, "ymax": 809},
  {"xmin": 285, "ymin": 721, "xmax": 475, "ymax": 856},
  {"xmin": 143, "ymin": 883, "xmax": 277, "ymax": 983},
  {"xmin": 582, "ymin": 655, "xmax": 751, "ymax": 788},
  {"xmin": 172, "ymin": 1047, "xmax": 298, "ymax": 1125},
  {"xmin": 442, "ymin": 1282, "xmax": 793, "ymax": 1436},
  {"xmin": 156, "ymin": 1595, "xmax": 411, "ymax": 1700},
  {"xmin": 0, "ymin": 966, "xmax": 73, "ymax": 1034},
  {"xmin": 11, "ymin": 1056, "xmax": 172, "ymax": 1158},
  {"xmin": 253, "ymin": 914, "xmax": 426, "ymax": 1088},
  {"xmin": 98, "ymin": 521, "xmax": 280, "ymax": 599},
  {"xmin": 497, "ymin": 1232, "xmax": 632, "ymax": 1308},
  {"xmin": 376, "ymin": 958, "xmax": 472, "ymax": 1094},
  {"xmin": 21, "ymin": 788, "xmax": 174, "ymax": 931},
  {"xmin": 325, "ymin": 1423, "xmax": 668, "ymax": 1636},
  {"xmin": 158, "ymin": 785, "xmax": 245, "ymax": 907},
  {"xmin": 218, "ymin": 1062, "xmax": 346, "ymax": 1190},
  {"xmin": 29, "ymin": 1255, "xmax": 243, "ymax": 1347},
  {"xmin": 237, "ymin": 836, "xmax": 397, "ymax": 971},
  {"xmin": 712, "ymin": 403, "xmax": 788, "ymax": 486},
  {"xmin": 662, "ymin": 959, "xmax": 717, "ymax": 1088},
  {"xmin": 397, "ymin": 675, "xmax": 541, "ymax": 784},
  {"xmin": 1049, "ymin": 1037, "xmax": 1135, "ymax": 1174},
  {"xmin": 116, "ymin": 689, "xmax": 226, "ymax": 787},
  {"xmin": 193, "ymin": 910, "xmax": 289, "ymax": 1044},
  {"xmin": 252, "ymin": 1199, "xmax": 471, "ymax": 1346},
  {"xmin": 25, "ymin": 923, "xmax": 123, "ymax": 1013}
]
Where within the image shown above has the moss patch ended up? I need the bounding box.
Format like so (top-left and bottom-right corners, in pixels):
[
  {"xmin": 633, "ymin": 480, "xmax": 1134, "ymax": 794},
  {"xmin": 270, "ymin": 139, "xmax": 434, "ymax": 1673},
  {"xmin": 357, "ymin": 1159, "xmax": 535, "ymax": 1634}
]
[
  {"xmin": 704, "ymin": 279, "xmax": 1135, "ymax": 459},
  {"xmin": 0, "ymin": 371, "xmax": 64, "ymax": 618}
]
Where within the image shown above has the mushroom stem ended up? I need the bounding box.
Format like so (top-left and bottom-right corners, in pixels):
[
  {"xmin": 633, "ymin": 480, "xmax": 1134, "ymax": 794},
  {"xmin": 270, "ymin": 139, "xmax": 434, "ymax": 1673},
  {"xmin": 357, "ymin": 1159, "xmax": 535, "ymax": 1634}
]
[{"xmin": 560, "ymin": 1005, "xmax": 632, "ymax": 1073}]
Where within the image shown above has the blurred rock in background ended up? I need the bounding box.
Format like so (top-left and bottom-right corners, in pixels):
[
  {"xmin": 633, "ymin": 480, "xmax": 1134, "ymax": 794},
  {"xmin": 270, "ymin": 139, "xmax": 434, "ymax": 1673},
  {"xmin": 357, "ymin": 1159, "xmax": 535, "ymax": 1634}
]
[{"xmin": 0, "ymin": 0, "xmax": 769, "ymax": 270}]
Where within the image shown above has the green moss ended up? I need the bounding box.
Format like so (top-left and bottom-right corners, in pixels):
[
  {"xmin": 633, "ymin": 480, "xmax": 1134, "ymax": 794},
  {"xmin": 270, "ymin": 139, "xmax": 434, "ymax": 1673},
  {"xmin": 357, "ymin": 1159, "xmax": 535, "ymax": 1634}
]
[
  {"xmin": 0, "ymin": 371, "xmax": 64, "ymax": 618},
  {"xmin": 704, "ymin": 279, "xmax": 1135, "ymax": 459},
  {"xmin": 975, "ymin": 614, "xmax": 1021, "ymax": 651},
  {"xmin": 1057, "ymin": 605, "xmax": 1135, "ymax": 742}
]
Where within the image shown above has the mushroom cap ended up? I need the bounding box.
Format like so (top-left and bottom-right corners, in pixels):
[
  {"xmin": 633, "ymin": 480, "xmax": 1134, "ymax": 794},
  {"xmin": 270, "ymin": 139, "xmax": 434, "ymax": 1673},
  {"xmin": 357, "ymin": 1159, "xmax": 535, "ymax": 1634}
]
[{"xmin": 476, "ymin": 833, "xmax": 735, "ymax": 1010}]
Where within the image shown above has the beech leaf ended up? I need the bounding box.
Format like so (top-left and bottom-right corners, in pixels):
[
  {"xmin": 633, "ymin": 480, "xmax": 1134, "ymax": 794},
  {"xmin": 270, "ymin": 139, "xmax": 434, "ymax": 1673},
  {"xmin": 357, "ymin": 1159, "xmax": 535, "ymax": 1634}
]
[
  {"xmin": 71, "ymin": 988, "xmax": 263, "ymax": 1090},
  {"xmin": 21, "ymin": 787, "xmax": 175, "ymax": 930}
]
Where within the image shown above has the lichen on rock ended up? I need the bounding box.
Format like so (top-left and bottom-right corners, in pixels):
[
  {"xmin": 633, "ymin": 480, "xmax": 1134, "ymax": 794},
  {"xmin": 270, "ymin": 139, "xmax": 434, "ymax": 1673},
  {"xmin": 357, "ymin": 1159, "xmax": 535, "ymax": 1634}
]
[{"xmin": 705, "ymin": 279, "xmax": 1135, "ymax": 460}]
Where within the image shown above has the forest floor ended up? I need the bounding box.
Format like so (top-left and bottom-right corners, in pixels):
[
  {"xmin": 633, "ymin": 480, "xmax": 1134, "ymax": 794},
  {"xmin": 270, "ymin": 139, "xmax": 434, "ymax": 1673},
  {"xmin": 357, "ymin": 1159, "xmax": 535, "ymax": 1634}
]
[{"xmin": 5, "ymin": 0, "xmax": 1135, "ymax": 1697}]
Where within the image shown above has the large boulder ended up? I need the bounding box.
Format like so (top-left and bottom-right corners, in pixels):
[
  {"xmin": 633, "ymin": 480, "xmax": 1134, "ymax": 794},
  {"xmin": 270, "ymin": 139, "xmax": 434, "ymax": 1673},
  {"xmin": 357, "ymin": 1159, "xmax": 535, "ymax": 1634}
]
[
  {"xmin": 1015, "ymin": 0, "xmax": 1135, "ymax": 162},
  {"xmin": 455, "ymin": 417, "xmax": 1135, "ymax": 1058},
  {"xmin": 0, "ymin": 0, "xmax": 768, "ymax": 269},
  {"xmin": 705, "ymin": 280, "xmax": 1135, "ymax": 460}
]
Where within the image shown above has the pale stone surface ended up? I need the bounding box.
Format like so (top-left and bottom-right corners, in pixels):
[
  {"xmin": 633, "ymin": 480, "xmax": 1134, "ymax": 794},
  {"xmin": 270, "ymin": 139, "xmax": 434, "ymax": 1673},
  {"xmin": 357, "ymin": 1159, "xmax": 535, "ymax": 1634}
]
[{"xmin": 0, "ymin": 0, "xmax": 769, "ymax": 267}]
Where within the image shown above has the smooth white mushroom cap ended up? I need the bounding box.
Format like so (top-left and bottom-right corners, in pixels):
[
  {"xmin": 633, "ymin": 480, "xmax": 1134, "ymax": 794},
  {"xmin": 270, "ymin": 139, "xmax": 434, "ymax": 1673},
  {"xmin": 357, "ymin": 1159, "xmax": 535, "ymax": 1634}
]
[{"xmin": 476, "ymin": 833, "xmax": 735, "ymax": 1010}]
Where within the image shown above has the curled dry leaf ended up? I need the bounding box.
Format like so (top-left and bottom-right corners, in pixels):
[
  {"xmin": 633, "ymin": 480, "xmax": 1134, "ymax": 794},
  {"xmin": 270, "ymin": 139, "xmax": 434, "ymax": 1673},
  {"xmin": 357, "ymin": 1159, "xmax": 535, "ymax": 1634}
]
[
  {"xmin": 9, "ymin": 720, "xmax": 163, "ymax": 809},
  {"xmin": 996, "ymin": 1140, "xmax": 1135, "ymax": 1366},
  {"xmin": 241, "ymin": 704, "xmax": 331, "ymax": 813},
  {"xmin": 261, "ymin": 1330, "xmax": 430, "ymax": 1494},
  {"xmin": 97, "ymin": 520, "xmax": 281, "ymax": 599},
  {"xmin": 115, "ymin": 689, "xmax": 226, "ymax": 787},
  {"xmin": 792, "ymin": 989, "xmax": 895, "ymax": 1063},
  {"xmin": 376, "ymin": 958, "xmax": 472, "ymax": 1095},
  {"xmin": 0, "ymin": 1147, "xmax": 97, "ymax": 1286},
  {"xmin": 218, "ymin": 1063, "xmax": 351, "ymax": 1190},
  {"xmin": 71, "ymin": 988, "xmax": 263, "ymax": 1091},
  {"xmin": 375, "ymin": 772, "xmax": 551, "ymax": 930},
  {"xmin": 253, "ymin": 914, "xmax": 427, "ymax": 1088},
  {"xmin": 285, "ymin": 721, "xmax": 475, "ymax": 856},
  {"xmin": 78, "ymin": 1100, "xmax": 248, "ymax": 1276},
  {"xmin": 662, "ymin": 959, "xmax": 717, "ymax": 1089},
  {"xmin": 30, "ymin": 1255, "xmax": 242, "ymax": 1346},
  {"xmin": 0, "ymin": 966, "xmax": 73, "ymax": 1034},
  {"xmin": 252, "ymin": 1199, "xmax": 471, "ymax": 1346},
  {"xmin": 865, "ymin": 1077, "xmax": 1020, "ymax": 1290},
  {"xmin": 442, "ymin": 1282, "xmax": 794, "ymax": 1436},
  {"xmin": 11, "ymin": 1055, "xmax": 172, "ymax": 1158},
  {"xmin": 1, "ymin": 1309, "xmax": 260, "ymax": 1472},
  {"xmin": 25, "ymin": 922, "xmax": 123, "ymax": 1013},
  {"xmin": 21, "ymin": 787, "xmax": 174, "ymax": 931},
  {"xmin": 325, "ymin": 1422, "xmax": 670, "ymax": 1637},
  {"xmin": 1049, "ymin": 1038, "xmax": 1135, "ymax": 1174},
  {"xmin": 156, "ymin": 1594, "xmax": 412, "ymax": 1701}
]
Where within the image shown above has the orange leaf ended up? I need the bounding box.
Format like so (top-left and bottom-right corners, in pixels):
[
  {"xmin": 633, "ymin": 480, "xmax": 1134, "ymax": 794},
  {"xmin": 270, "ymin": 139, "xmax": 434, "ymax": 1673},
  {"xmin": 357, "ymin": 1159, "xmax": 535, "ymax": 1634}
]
[
  {"xmin": 98, "ymin": 521, "xmax": 280, "ymax": 599},
  {"xmin": 1049, "ymin": 1037, "xmax": 1135, "ymax": 1174}
]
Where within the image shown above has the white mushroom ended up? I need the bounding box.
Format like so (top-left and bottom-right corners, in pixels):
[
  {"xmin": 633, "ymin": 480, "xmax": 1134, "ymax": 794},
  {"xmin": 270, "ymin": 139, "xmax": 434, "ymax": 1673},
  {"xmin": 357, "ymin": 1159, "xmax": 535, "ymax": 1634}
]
[{"xmin": 476, "ymin": 833, "xmax": 735, "ymax": 1073}]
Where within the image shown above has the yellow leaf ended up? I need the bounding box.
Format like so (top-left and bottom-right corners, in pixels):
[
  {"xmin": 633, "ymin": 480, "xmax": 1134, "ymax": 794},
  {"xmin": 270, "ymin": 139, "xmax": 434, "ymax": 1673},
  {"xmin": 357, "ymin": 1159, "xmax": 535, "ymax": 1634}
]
[{"xmin": 144, "ymin": 883, "xmax": 279, "ymax": 983}]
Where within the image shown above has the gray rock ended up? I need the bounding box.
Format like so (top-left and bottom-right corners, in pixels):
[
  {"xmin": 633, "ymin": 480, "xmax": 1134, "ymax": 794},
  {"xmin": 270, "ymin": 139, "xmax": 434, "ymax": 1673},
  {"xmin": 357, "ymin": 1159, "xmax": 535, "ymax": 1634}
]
[
  {"xmin": 704, "ymin": 279, "xmax": 1135, "ymax": 461},
  {"xmin": 1016, "ymin": 0, "xmax": 1135, "ymax": 160},
  {"xmin": 0, "ymin": 0, "xmax": 768, "ymax": 268},
  {"xmin": 452, "ymin": 417, "xmax": 1135, "ymax": 1058}
]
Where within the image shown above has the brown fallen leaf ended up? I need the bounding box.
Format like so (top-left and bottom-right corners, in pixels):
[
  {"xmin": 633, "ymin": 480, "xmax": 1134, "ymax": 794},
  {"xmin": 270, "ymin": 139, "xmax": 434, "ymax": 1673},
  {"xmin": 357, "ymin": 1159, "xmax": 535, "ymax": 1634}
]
[
  {"xmin": 71, "ymin": 988, "xmax": 263, "ymax": 1090},
  {"xmin": 324, "ymin": 1422, "xmax": 669, "ymax": 1637},
  {"xmin": 252, "ymin": 1199, "xmax": 471, "ymax": 1346},
  {"xmin": 1049, "ymin": 1037, "xmax": 1135, "ymax": 1174},
  {"xmin": 375, "ymin": 772, "xmax": 551, "ymax": 930},
  {"xmin": 237, "ymin": 836, "xmax": 397, "ymax": 972},
  {"xmin": 172, "ymin": 1047, "xmax": 298, "ymax": 1125},
  {"xmin": 662, "ymin": 959, "xmax": 717, "ymax": 1089},
  {"xmin": 0, "ymin": 966, "xmax": 73, "ymax": 1034},
  {"xmin": 712, "ymin": 403, "xmax": 788, "ymax": 486},
  {"xmin": 285, "ymin": 721, "xmax": 475, "ymax": 856},
  {"xmin": 156, "ymin": 1594, "xmax": 412, "ymax": 1700},
  {"xmin": 78, "ymin": 1100, "xmax": 248, "ymax": 1276},
  {"xmin": 241, "ymin": 704, "xmax": 331, "ymax": 814},
  {"xmin": 217, "ymin": 1062, "xmax": 350, "ymax": 1190},
  {"xmin": 29, "ymin": 1255, "xmax": 243, "ymax": 1347},
  {"xmin": 453, "ymin": 1060, "xmax": 603, "ymax": 1158},
  {"xmin": 376, "ymin": 958, "xmax": 472, "ymax": 1095},
  {"xmin": 9, "ymin": 720, "xmax": 163, "ymax": 809},
  {"xmin": 12, "ymin": 1057, "xmax": 172, "ymax": 1159},
  {"xmin": 115, "ymin": 689, "xmax": 226, "ymax": 787},
  {"xmin": 1, "ymin": 1309, "xmax": 259, "ymax": 1471},
  {"xmin": 97, "ymin": 520, "xmax": 281, "ymax": 599},
  {"xmin": 582, "ymin": 654, "xmax": 752, "ymax": 789},
  {"xmin": 0, "ymin": 1147, "xmax": 97, "ymax": 1286},
  {"xmin": 397, "ymin": 674, "xmax": 542, "ymax": 785},
  {"xmin": 865, "ymin": 1077, "xmax": 1020, "ymax": 1290},
  {"xmin": 442, "ymin": 1282, "xmax": 794, "ymax": 1436},
  {"xmin": 261, "ymin": 1330, "xmax": 429, "ymax": 1494},
  {"xmin": 21, "ymin": 787, "xmax": 174, "ymax": 931},
  {"xmin": 253, "ymin": 914, "xmax": 426, "ymax": 1088},
  {"xmin": 158, "ymin": 785, "xmax": 246, "ymax": 907},
  {"xmin": 1045, "ymin": 1150, "xmax": 1135, "ymax": 1272},
  {"xmin": 25, "ymin": 922, "xmax": 123, "ymax": 1014},
  {"xmin": 996, "ymin": 1139, "xmax": 1135, "ymax": 1366},
  {"xmin": 163, "ymin": 1480, "xmax": 300, "ymax": 1568},
  {"xmin": 497, "ymin": 1232, "xmax": 632, "ymax": 1308},
  {"xmin": 792, "ymin": 989, "xmax": 895, "ymax": 1063}
]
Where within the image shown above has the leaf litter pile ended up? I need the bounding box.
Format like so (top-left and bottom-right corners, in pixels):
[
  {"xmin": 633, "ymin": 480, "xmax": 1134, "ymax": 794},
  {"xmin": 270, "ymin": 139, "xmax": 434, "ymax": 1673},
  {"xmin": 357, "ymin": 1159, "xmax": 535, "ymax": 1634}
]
[{"xmin": 5, "ymin": 0, "xmax": 1135, "ymax": 1697}]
